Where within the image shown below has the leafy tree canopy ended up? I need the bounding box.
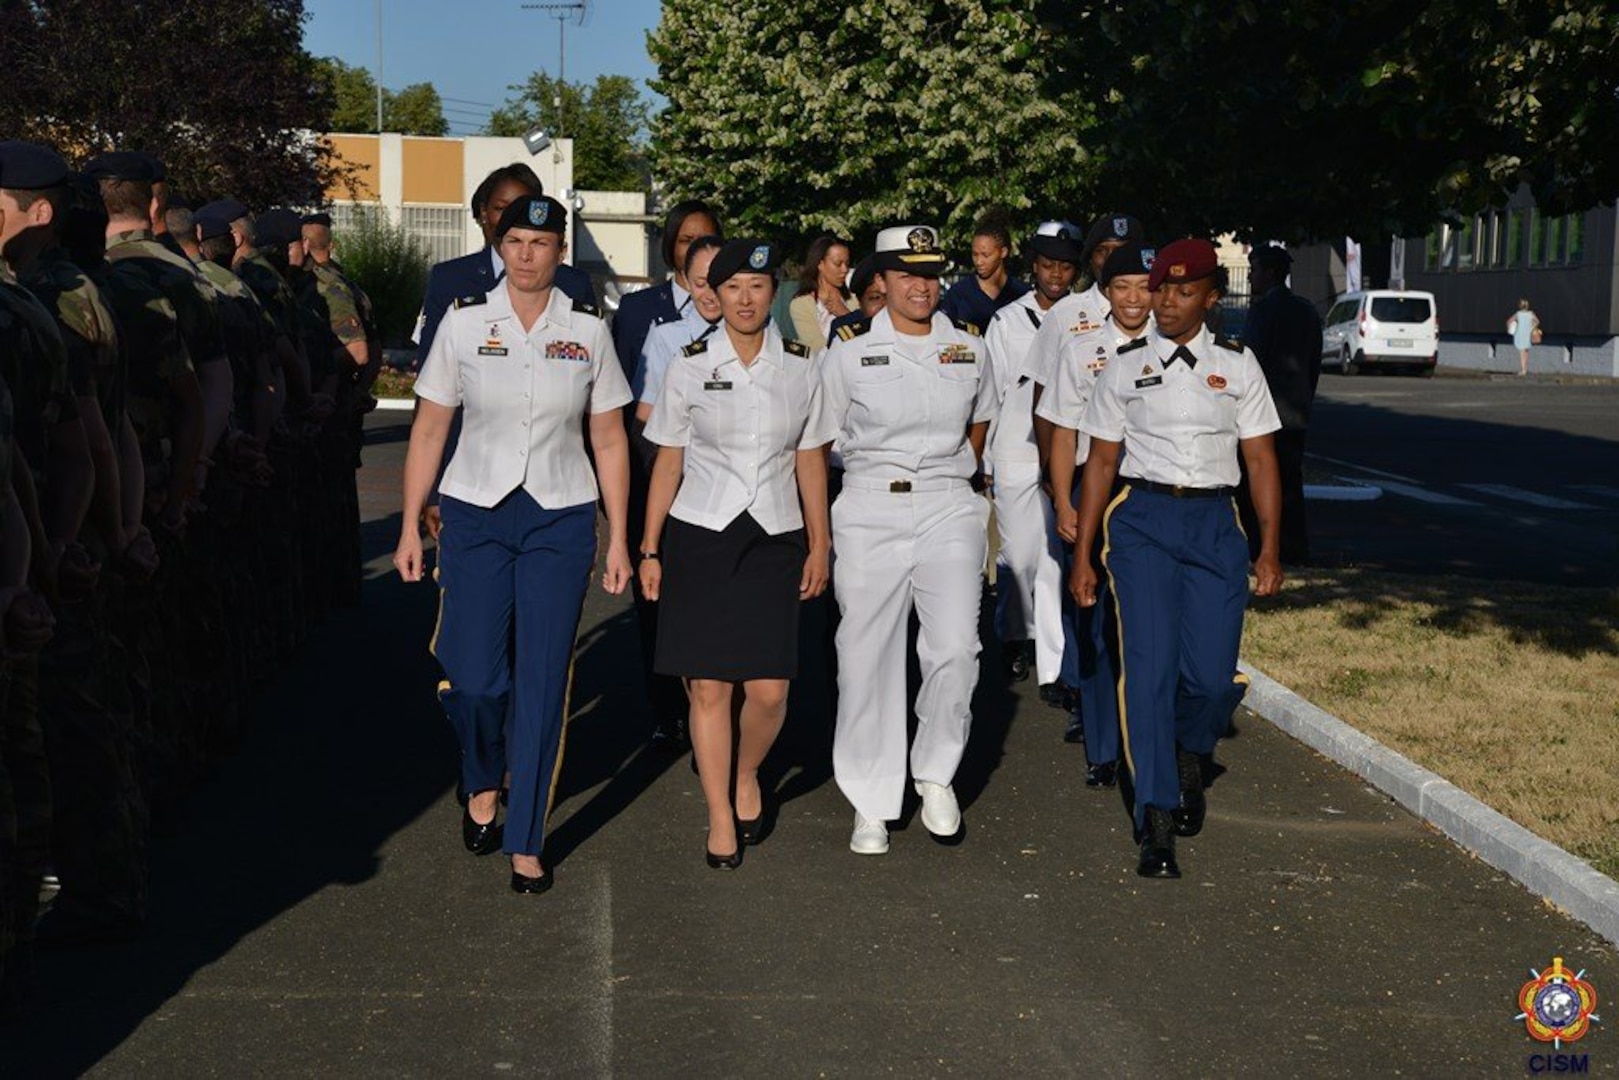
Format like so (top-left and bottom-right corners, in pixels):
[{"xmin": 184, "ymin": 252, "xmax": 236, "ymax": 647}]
[
  {"xmin": 0, "ymin": 0, "xmax": 345, "ymax": 208},
  {"xmin": 488, "ymin": 74, "xmax": 651, "ymax": 191},
  {"xmin": 313, "ymin": 57, "xmax": 449, "ymax": 137},
  {"xmin": 647, "ymin": 0, "xmax": 1096, "ymax": 250}
]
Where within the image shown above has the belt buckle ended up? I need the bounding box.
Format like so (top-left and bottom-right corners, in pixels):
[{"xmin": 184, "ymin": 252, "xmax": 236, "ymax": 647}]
[
  {"xmin": 889, "ymin": 480, "xmax": 913, "ymax": 493},
  {"xmin": 1172, "ymin": 484, "xmax": 1188, "ymax": 498}
]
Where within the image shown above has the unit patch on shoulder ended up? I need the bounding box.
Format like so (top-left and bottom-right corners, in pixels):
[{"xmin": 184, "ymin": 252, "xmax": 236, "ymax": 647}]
[
  {"xmin": 681, "ymin": 338, "xmax": 710, "ymax": 357},
  {"xmin": 783, "ymin": 339, "xmax": 811, "ymax": 358}
]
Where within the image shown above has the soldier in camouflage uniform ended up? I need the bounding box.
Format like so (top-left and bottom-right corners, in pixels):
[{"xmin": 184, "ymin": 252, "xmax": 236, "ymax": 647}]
[
  {"xmin": 286, "ymin": 210, "xmax": 367, "ymax": 608},
  {"xmin": 1, "ymin": 144, "xmax": 148, "ymax": 945},
  {"xmin": 0, "ymin": 147, "xmax": 91, "ymax": 1016}
]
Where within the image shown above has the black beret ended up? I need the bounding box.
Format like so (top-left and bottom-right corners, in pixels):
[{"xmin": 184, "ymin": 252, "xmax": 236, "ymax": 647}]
[
  {"xmin": 83, "ymin": 150, "xmax": 160, "ymax": 183},
  {"xmin": 254, "ymin": 208, "xmax": 305, "ymax": 248},
  {"xmin": 0, "ymin": 141, "xmax": 70, "ymax": 190},
  {"xmin": 196, "ymin": 198, "xmax": 249, "ymax": 223},
  {"xmin": 1081, "ymin": 213, "xmax": 1145, "ymax": 264},
  {"xmin": 707, "ymin": 238, "xmax": 783, "ymax": 287},
  {"xmin": 494, "ymin": 195, "xmax": 567, "ymax": 240},
  {"xmin": 1098, "ymin": 241, "xmax": 1157, "ymax": 287},
  {"xmin": 848, "ymin": 253, "xmax": 879, "ymax": 299},
  {"xmin": 135, "ymin": 152, "xmax": 167, "ymax": 182},
  {"xmin": 196, "ymin": 213, "xmax": 234, "ymax": 243},
  {"xmin": 302, "ymin": 211, "xmax": 333, "ymax": 228},
  {"xmin": 1026, "ymin": 220, "xmax": 1084, "ymax": 264}
]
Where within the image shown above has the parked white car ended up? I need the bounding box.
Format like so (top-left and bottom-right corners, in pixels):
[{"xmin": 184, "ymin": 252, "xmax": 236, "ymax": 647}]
[{"xmin": 1321, "ymin": 290, "xmax": 1439, "ymax": 375}]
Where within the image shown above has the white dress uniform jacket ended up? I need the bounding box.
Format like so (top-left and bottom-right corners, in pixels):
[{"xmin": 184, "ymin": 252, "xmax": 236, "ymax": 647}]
[
  {"xmin": 644, "ymin": 324, "xmax": 831, "ymax": 535},
  {"xmin": 415, "ymin": 284, "xmax": 632, "ymax": 509},
  {"xmin": 1080, "ymin": 327, "xmax": 1282, "ymax": 487}
]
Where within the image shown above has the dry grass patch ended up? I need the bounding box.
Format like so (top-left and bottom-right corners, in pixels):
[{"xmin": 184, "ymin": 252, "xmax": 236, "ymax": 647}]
[{"xmin": 1241, "ymin": 567, "xmax": 1619, "ymax": 878}]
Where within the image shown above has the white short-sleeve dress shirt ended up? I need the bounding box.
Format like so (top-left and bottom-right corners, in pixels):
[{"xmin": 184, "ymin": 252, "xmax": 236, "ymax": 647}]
[
  {"xmin": 818, "ymin": 308, "xmax": 998, "ymax": 482},
  {"xmin": 1020, "ymin": 282, "xmax": 1109, "ymax": 389},
  {"xmin": 982, "ymin": 291, "xmax": 1047, "ymax": 466},
  {"xmin": 414, "ymin": 283, "xmax": 632, "ymax": 509},
  {"xmin": 644, "ymin": 324, "xmax": 830, "ymax": 535},
  {"xmin": 1034, "ymin": 316, "xmax": 1144, "ymax": 467},
  {"xmin": 1079, "ymin": 327, "xmax": 1281, "ymax": 489},
  {"xmin": 636, "ymin": 305, "xmax": 719, "ymax": 405}
]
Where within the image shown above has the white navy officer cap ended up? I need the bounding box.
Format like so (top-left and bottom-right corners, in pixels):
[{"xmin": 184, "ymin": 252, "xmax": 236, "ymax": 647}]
[{"xmin": 872, "ymin": 225, "xmax": 948, "ymax": 277}]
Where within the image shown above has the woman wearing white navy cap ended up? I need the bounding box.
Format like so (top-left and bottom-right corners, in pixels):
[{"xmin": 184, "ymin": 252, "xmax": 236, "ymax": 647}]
[
  {"xmin": 639, "ymin": 238, "xmax": 833, "ymax": 869},
  {"xmin": 395, "ymin": 194, "xmax": 633, "ymax": 895},
  {"xmin": 818, "ymin": 224, "xmax": 998, "ymax": 856}
]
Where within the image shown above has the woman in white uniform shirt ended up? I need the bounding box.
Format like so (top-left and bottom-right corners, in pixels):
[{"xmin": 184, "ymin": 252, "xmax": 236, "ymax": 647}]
[
  {"xmin": 634, "ymin": 235, "xmax": 726, "ymax": 419},
  {"xmin": 639, "ymin": 239, "xmax": 833, "ymax": 869},
  {"xmin": 395, "ymin": 195, "xmax": 634, "ymax": 895}
]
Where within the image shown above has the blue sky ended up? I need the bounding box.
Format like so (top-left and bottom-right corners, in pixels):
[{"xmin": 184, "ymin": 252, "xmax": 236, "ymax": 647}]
[{"xmin": 303, "ymin": 0, "xmax": 666, "ymax": 136}]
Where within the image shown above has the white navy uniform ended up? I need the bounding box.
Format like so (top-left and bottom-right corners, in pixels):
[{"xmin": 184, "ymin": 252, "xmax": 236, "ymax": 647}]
[
  {"xmin": 819, "ymin": 307, "xmax": 998, "ymax": 822},
  {"xmin": 983, "ymin": 291, "xmax": 1065, "ymax": 685},
  {"xmin": 1021, "ymin": 282, "xmax": 1109, "ymax": 392}
]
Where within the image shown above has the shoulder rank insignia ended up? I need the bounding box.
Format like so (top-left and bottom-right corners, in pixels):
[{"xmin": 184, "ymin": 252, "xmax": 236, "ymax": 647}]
[
  {"xmin": 681, "ymin": 338, "xmax": 710, "ymax": 357},
  {"xmin": 835, "ymin": 317, "xmax": 872, "ymax": 342},
  {"xmin": 573, "ymin": 300, "xmax": 602, "ymax": 319},
  {"xmin": 452, "ymin": 294, "xmax": 486, "ymax": 309},
  {"xmin": 1213, "ymin": 335, "xmax": 1243, "ymax": 352},
  {"xmin": 1117, "ymin": 337, "xmax": 1149, "ymax": 354},
  {"xmin": 951, "ymin": 317, "xmax": 982, "ymax": 337},
  {"xmin": 783, "ymin": 339, "xmax": 811, "ymax": 358}
]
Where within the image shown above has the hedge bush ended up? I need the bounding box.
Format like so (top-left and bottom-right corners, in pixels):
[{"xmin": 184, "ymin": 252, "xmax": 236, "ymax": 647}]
[{"xmin": 334, "ymin": 209, "xmax": 431, "ymax": 351}]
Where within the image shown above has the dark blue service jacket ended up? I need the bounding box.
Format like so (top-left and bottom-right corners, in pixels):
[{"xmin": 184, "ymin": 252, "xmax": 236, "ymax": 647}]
[
  {"xmin": 611, "ymin": 280, "xmax": 684, "ymax": 381},
  {"xmin": 939, "ymin": 275, "xmax": 1030, "ymax": 330}
]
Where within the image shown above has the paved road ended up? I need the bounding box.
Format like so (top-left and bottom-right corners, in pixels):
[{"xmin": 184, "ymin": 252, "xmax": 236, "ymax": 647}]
[
  {"xmin": 1304, "ymin": 373, "xmax": 1619, "ymax": 585},
  {"xmin": 6, "ymin": 412, "xmax": 1613, "ymax": 1077}
]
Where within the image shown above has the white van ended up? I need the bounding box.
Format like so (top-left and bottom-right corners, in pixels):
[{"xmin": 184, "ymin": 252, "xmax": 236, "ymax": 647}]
[{"xmin": 1321, "ymin": 290, "xmax": 1439, "ymax": 375}]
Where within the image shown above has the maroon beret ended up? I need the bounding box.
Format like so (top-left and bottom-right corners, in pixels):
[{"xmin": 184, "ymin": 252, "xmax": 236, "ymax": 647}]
[{"xmin": 1148, "ymin": 238, "xmax": 1219, "ymax": 292}]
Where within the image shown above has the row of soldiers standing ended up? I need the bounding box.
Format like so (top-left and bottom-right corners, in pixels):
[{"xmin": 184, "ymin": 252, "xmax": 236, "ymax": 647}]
[{"xmin": 0, "ymin": 141, "xmax": 376, "ymax": 1022}]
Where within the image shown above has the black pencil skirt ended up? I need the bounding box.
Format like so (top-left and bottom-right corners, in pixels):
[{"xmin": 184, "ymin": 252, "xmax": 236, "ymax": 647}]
[{"xmin": 654, "ymin": 513, "xmax": 807, "ymax": 682}]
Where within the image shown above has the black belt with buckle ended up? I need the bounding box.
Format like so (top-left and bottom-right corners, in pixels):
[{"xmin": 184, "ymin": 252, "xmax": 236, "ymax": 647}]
[
  {"xmin": 889, "ymin": 480, "xmax": 912, "ymax": 493},
  {"xmin": 1128, "ymin": 479, "xmax": 1233, "ymax": 499}
]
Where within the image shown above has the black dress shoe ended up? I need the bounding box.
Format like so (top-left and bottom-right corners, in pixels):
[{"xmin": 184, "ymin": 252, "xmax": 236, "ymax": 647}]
[
  {"xmin": 1137, "ymin": 807, "xmax": 1180, "ymax": 879},
  {"xmin": 1085, "ymin": 761, "xmax": 1118, "ymax": 788},
  {"xmin": 462, "ymin": 804, "xmax": 503, "ymax": 855},
  {"xmin": 1039, "ymin": 682, "xmax": 1074, "ymax": 711},
  {"xmin": 651, "ymin": 715, "xmax": 690, "ymax": 748},
  {"xmin": 510, "ymin": 869, "xmax": 552, "ymax": 894},
  {"xmin": 1003, "ymin": 642, "xmax": 1032, "ymax": 683},
  {"xmin": 1063, "ymin": 712, "xmax": 1085, "ymax": 744},
  {"xmin": 1171, "ymin": 749, "xmax": 1207, "ymax": 837},
  {"xmin": 705, "ymin": 846, "xmax": 743, "ymax": 870}
]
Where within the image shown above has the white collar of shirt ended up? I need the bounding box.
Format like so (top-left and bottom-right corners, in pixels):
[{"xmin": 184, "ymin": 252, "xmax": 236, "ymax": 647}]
[
  {"xmin": 483, "ymin": 280, "xmax": 575, "ymax": 333},
  {"xmin": 671, "ymin": 279, "xmax": 691, "ymax": 313},
  {"xmin": 488, "ymin": 246, "xmax": 503, "ymax": 281},
  {"xmin": 703, "ymin": 323, "xmax": 784, "ymax": 376},
  {"xmin": 860, "ymin": 306, "xmax": 959, "ymax": 347}
]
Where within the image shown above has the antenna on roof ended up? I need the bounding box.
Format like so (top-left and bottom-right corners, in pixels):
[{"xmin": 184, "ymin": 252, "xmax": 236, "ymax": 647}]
[{"xmin": 520, "ymin": 1, "xmax": 591, "ymax": 138}]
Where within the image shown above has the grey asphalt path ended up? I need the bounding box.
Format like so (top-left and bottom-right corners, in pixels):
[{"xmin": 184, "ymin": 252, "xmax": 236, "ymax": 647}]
[
  {"xmin": 7, "ymin": 414, "xmax": 1613, "ymax": 1078},
  {"xmin": 1304, "ymin": 375, "xmax": 1619, "ymax": 585}
]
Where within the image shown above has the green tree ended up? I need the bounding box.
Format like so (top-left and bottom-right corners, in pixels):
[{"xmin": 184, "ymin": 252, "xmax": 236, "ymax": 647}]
[
  {"xmin": 314, "ymin": 57, "xmax": 448, "ymax": 137},
  {"xmin": 1046, "ymin": 0, "xmax": 1619, "ymax": 242},
  {"xmin": 488, "ymin": 74, "xmax": 651, "ymax": 190},
  {"xmin": 647, "ymin": 0, "xmax": 1096, "ymax": 249},
  {"xmin": 0, "ymin": 0, "xmax": 345, "ymax": 207}
]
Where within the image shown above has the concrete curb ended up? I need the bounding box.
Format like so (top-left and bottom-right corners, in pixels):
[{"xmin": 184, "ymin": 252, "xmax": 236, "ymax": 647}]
[{"xmin": 1239, "ymin": 662, "xmax": 1619, "ymax": 948}]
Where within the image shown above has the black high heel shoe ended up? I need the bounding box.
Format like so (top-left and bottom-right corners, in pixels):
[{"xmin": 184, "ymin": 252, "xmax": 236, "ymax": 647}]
[
  {"xmin": 510, "ymin": 868, "xmax": 552, "ymax": 894},
  {"xmin": 705, "ymin": 846, "xmax": 742, "ymax": 870},
  {"xmin": 736, "ymin": 800, "xmax": 774, "ymax": 846},
  {"xmin": 462, "ymin": 804, "xmax": 502, "ymax": 855}
]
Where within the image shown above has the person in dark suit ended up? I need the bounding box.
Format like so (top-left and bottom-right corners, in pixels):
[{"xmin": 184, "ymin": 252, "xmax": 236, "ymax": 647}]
[
  {"xmin": 415, "ymin": 163, "xmax": 597, "ymax": 359},
  {"xmin": 615, "ymin": 199, "xmax": 722, "ymax": 747},
  {"xmin": 1235, "ymin": 245, "xmax": 1322, "ymax": 565},
  {"xmin": 611, "ymin": 200, "xmax": 721, "ymax": 383}
]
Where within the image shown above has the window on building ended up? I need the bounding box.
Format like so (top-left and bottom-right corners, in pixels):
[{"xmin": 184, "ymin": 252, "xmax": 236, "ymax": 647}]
[
  {"xmin": 1564, "ymin": 212, "xmax": 1585, "ymax": 265},
  {"xmin": 1504, "ymin": 208, "xmax": 1523, "ymax": 266},
  {"xmin": 1455, "ymin": 218, "xmax": 1475, "ymax": 270}
]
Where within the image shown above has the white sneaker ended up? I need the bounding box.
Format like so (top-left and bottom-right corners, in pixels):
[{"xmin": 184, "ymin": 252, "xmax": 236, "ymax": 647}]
[
  {"xmin": 850, "ymin": 811, "xmax": 889, "ymax": 855},
  {"xmin": 915, "ymin": 781, "xmax": 961, "ymax": 837}
]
